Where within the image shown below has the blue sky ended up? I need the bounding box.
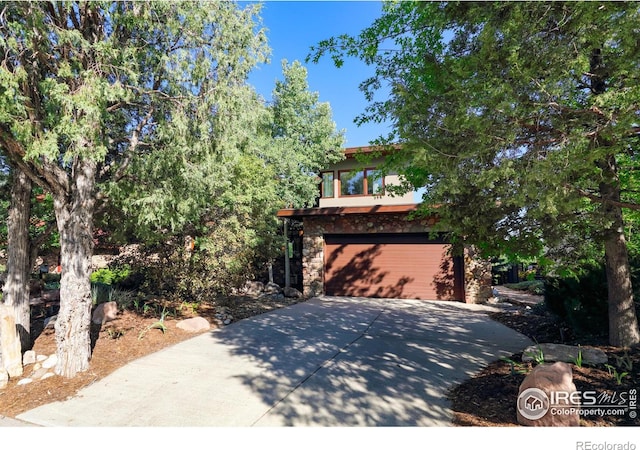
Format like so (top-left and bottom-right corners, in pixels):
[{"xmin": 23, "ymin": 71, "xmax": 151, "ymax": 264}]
[{"xmin": 246, "ymin": 1, "xmax": 388, "ymax": 148}]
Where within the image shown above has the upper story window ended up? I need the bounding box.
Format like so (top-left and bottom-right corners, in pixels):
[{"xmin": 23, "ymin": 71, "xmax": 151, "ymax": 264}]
[
  {"xmin": 321, "ymin": 171, "xmax": 334, "ymax": 198},
  {"xmin": 339, "ymin": 168, "xmax": 384, "ymax": 197},
  {"xmin": 366, "ymin": 169, "xmax": 384, "ymax": 195}
]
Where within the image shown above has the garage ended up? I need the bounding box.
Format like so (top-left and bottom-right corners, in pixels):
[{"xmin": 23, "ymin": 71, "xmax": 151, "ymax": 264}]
[{"xmin": 324, "ymin": 233, "xmax": 464, "ymax": 300}]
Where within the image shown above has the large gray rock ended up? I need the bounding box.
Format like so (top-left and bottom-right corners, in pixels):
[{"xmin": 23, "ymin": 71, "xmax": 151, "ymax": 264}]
[
  {"xmin": 41, "ymin": 354, "xmax": 57, "ymax": 370},
  {"xmin": 242, "ymin": 281, "xmax": 264, "ymax": 296},
  {"xmin": 176, "ymin": 317, "xmax": 210, "ymax": 333},
  {"xmin": 92, "ymin": 301, "xmax": 118, "ymax": 325},
  {"xmin": 283, "ymin": 287, "xmax": 303, "ymax": 298},
  {"xmin": 22, "ymin": 350, "xmax": 36, "ymax": 366},
  {"xmin": 517, "ymin": 362, "xmax": 580, "ymax": 426},
  {"xmin": 263, "ymin": 282, "xmax": 282, "ymax": 294},
  {"xmin": 522, "ymin": 343, "xmax": 608, "ymax": 366},
  {"xmin": 44, "ymin": 315, "xmax": 57, "ymax": 329}
]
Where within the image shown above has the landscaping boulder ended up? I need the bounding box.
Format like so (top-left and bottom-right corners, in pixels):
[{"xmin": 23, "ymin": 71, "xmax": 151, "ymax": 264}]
[
  {"xmin": 176, "ymin": 317, "xmax": 210, "ymax": 333},
  {"xmin": 92, "ymin": 301, "xmax": 119, "ymax": 325},
  {"xmin": 283, "ymin": 286, "xmax": 303, "ymax": 298},
  {"xmin": 22, "ymin": 350, "xmax": 36, "ymax": 366},
  {"xmin": 263, "ymin": 282, "xmax": 282, "ymax": 294},
  {"xmin": 41, "ymin": 354, "xmax": 57, "ymax": 370},
  {"xmin": 517, "ymin": 361, "xmax": 580, "ymax": 426},
  {"xmin": 44, "ymin": 315, "xmax": 57, "ymax": 329},
  {"xmin": 242, "ymin": 281, "xmax": 264, "ymax": 297},
  {"xmin": 522, "ymin": 343, "xmax": 607, "ymax": 366}
]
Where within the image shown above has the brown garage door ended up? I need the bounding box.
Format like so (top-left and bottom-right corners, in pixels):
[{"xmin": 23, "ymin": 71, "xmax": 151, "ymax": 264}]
[{"xmin": 324, "ymin": 234, "xmax": 463, "ymax": 300}]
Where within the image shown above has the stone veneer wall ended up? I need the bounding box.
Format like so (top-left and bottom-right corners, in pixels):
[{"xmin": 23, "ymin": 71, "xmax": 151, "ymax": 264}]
[
  {"xmin": 300, "ymin": 213, "xmax": 492, "ymax": 303},
  {"xmin": 463, "ymin": 246, "xmax": 493, "ymax": 303}
]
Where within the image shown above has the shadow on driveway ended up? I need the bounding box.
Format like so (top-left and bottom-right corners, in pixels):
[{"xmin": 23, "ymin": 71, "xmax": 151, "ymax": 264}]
[
  {"xmin": 211, "ymin": 296, "xmax": 532, "ymax": 426},
  {"xmin": 16, "ymin": 296, "xmax": 532, "ymax": 427}
]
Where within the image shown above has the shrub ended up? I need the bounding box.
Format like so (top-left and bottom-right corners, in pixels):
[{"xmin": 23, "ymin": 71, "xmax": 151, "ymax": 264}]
[
  {"xmin": 90, "ymin": 265, "xmax": 132, "ymax": 286},
  {"xmin": 544, "ymin": 263, "xmax": 613, "ymax": 339},
  {"xmin": 43, "ymin": 273, "xmax": 61, "ymax": 283},
  {"xmin": 545, "ymin": 254, "xmax": 640, "ymax": 340},
  {"xmin": 110, "ymin": 287, "xmax": 136, "ymax": 310},
  {"xmin": 91, "ymin": 281, "xmax": 113, "ymax": 305}
]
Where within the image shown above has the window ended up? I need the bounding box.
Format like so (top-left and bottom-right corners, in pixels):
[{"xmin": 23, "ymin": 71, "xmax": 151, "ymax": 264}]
[
  {"xmin": 339, "ymin": 168, "xmax": 384, "ymax": 196},
  {"xmin": 339, "ymin": 170, "xmax": 364, "ymax": 196},
  {"xmin": 366, "ymin": 169, "xmax": 384, "ymax": 195},
  {"xmin": 321, "ymin": 171, "xmax": 334, "ymax": 198}
]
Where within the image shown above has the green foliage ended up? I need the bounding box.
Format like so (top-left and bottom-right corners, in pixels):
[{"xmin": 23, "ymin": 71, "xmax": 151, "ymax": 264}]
[
  {"xmin": 572, "ymin": 346, "xmax": 584, "ymax": 368},
  {"xmin": 109, "ymin": 287, "xmax": 136, "ymax": 311},
  {"xmin": 604, "ymin": 364, "xmax": 629, "ymax": 385},
  {"xmin": 1, "ymin": 0, "xmax": 273, "ymax": 270},
  {"xmin": 263, "ymin": 60, "xmax": 345, "ymax": 208},
  {"xmin": 311, "ymin": 1, "xmax": 640, "ymax": 346},
  {"xmin": 500, "ymin": 356, "xmax": 528, "ymax": 376},
  {"xmin": 614, "ymin": 352, "xmax": 634, "ymax": 373},
  {"xmin": 43, "ymin": 281, "xmax": 60, "ymax": 291},
  {"xmin": 311, "ymin": 1, "xmax": 640, "ymax": 253},
  {"xmin": 544, "ymin": 261, "xmax": 620, "ymax": 338},
  {"xmin": 0, "ymin": 3, "xmax": 348, "ymax": 377},
  {"xmin": 42, "ymin": 273, "xmax": 61, "ymax": 283},
  {"xmin": 138, "ymin": 307, "xmax": 169, "ymax": 340},
  {"xmin": 90, "ymin": 281, "xmax": 112, "ymax": 305},
  {"xmin": 90, "ymin": 266, "xmax": 132, "ymax": 286},
  {"xmin": 524, "ymin": 345, "xmax": 545, "ymax": 366},
  {"xmin": 105, "ymin": 328, "xmax": 125, "ymax": 340},
  {"xmin": 133, "ymin": 223, "xmax": 274, "ymax": 303},
  {"xmin": 179, "ymin": 301, "xmax": 200, "ymax": 316}
]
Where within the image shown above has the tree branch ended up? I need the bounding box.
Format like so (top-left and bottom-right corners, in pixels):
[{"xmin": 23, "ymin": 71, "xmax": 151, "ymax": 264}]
[
  {"xmin": 567, "ymin": 184, "xmax": 640, "ymax": 211},
  {"xmin": 0, "ymin": 127, "xmax": 69, "ymax": 198}
]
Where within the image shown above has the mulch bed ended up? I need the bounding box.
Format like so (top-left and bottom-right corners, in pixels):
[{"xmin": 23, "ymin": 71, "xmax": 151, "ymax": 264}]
[{"xmin": 449, "ymin": 304, "xmax": 640, "ymax": 427}]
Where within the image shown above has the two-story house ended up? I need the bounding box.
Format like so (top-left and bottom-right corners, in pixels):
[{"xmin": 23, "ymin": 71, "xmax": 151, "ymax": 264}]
[{"xmin": 276, "ymin": 146, "xmax": 492, "ymax": 303}]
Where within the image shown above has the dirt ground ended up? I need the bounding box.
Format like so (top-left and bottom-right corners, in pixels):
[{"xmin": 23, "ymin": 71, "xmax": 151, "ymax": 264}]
[{"xmin": 1, "ymin": 290, "xmax": 638, "ymax": 426}]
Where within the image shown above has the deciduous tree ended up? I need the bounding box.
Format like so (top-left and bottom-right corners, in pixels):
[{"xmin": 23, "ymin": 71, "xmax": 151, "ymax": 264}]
[
  {"xmin": 263, "ymin": 60, "xmax": 345, "ymax": 208},
  {"xmin": 310, "ymin": 1, "xmax": 640, "ymax": 347}
]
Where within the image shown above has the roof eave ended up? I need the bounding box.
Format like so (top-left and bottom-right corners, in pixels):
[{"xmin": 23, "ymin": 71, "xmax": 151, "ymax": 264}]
[{"xmin": 276, "ymin": 204, "xmax": 421, "ymax": 219}]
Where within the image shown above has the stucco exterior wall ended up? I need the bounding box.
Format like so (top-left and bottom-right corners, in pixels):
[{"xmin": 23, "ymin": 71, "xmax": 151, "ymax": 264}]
[{"xmin": 318, "ymin": 156, "xmax": 415, "ymax": 208}]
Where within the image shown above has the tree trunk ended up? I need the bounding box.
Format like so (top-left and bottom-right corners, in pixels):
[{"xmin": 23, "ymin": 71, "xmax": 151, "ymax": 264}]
[
  {"xmin": 1, "ymin": 169, "xmax": 33, "ymax": 352},
  {"xmin": 600, "ymin": 158, "xmax": 640, "ymax": 348},
  {"xmin": 0, "ymin": 304, "xmax": 23, "ymax": 378},
  {"xmin": 53, "ymin": 157, "xmax": 97, "ymax": 378}
]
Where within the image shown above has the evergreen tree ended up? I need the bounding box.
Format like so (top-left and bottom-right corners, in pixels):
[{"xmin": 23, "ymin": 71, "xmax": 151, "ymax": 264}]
[
  {"xmin": 310, "ymin": 1, "xmax": 640, "ymax": 347},
  {"xmin": 0, "ymin": 1, "xmax": 269, "ymax": 377}
]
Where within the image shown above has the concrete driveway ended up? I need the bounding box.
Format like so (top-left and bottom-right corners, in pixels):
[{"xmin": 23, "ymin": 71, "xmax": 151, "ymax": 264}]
[{"xmin": 15, "ymin": 296, "xmax": 532, "ymax": 427}]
